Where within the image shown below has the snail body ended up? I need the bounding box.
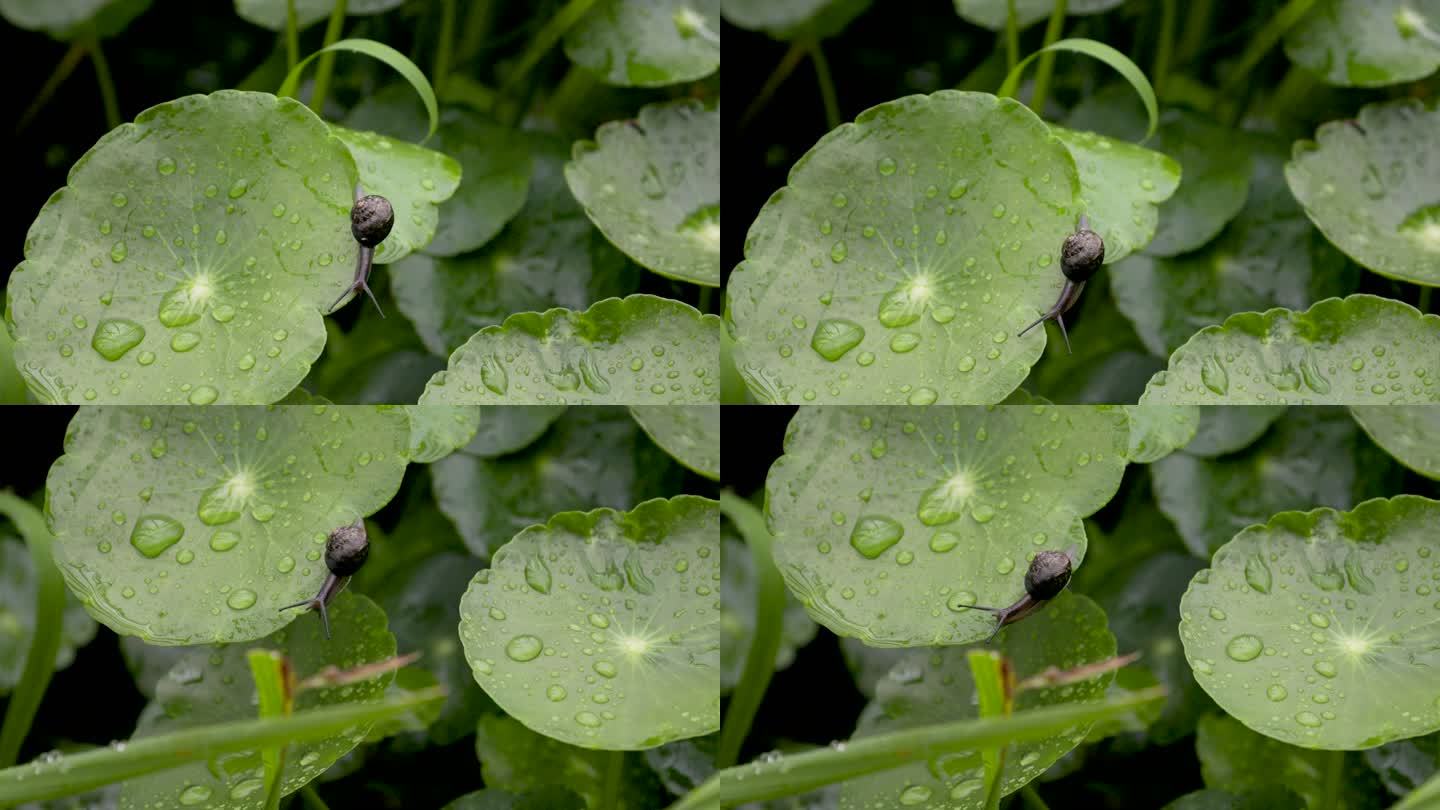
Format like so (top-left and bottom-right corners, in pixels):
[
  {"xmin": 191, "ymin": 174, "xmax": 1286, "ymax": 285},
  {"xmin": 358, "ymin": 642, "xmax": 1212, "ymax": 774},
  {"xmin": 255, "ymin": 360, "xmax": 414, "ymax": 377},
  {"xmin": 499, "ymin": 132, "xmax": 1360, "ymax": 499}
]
[
  {"xmin": 1017, "ymin": 215, "xmax": 1105, "ymax": 354},
  {"xmin": 328, "ymin": 185, "xmax": 394, "ymax": 318},
  {"xmin": 964, "ymin": 548, "xmax": 1076, "ymax": 641},
  {"xmin": 279, "ymin": 519, "xmax": 369, "ymax": 639}
]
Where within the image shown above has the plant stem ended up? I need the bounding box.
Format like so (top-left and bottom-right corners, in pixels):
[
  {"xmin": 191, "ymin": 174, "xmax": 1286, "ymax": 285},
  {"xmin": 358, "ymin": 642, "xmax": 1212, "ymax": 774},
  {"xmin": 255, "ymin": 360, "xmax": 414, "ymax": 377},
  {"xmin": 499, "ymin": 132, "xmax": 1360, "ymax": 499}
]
[
  {"xmin": 1004, "ymin": 0, "xmax": 1020, "ymax": 74},
  {"xmin": 598, "ymin": 749, "xmax": 624, "ymax": 810},
  {"xmin": 285, "ymin": 0, "xmax": 299, "ymax": 72},
  {"xmin": 17, "ymin": 41, "xmax": 87, "ymax": 134},
  {"xmin": 1152, "ymin": 0, "xmax": 1176, "ymax": 95},
  {"xmin": 676, "ymin": 688, "xmax": 1166, "ymax": 809},
  {"xmin": 308, "ymin": 0, "xmax": 349, "ymax": 117},
  {"xmin": 1021, "ymin": 785, "xmax": 1051, "ymax": 810},
  {"xmin": 739, "ymin": 41, "xmax": 806, "ymax": 129},
  {"xmin": 0, "ymin": 493, "xmax": 65, "ymax": 768},
  {"xmin": 1175, "ymin": 0, "xmax": 1213, "ymax": 65},
  {"xmin": 87, "ymin": 33, "xmax": 120, "ymax": 130},
  {"xmin": 455, "ymin": 0, "xmax": 494, "ymax": 65},
  {"xmin": 300, "ymin": 785, "xmax": 330, "ymax": 810},
  {"xmin": 1421, "ymin": 287, "xmax": 1433, "ymax": 314},
  {"xmin": 500, "ymin": 0, "xmax": 598, "ymax": 96},
  {"xmin": 1029, "ymin": 0, "xmax": 1068, "ymax": 115},
  {"xmin": 432, "ymin": 0, "xmax": 456, "ymax": 96},
  {"xmin": 1219, "ymin": 0, "xmax": 1316, "ymax": 98},
  {"xmin": 1319, "ymin": 749, "xmax": 1343, "ymax": 810},
  {"xmin": 544, "ymin": 63, "xmax": 593, "ymax": 125},
  {"xmin": 807, "ymin": 39, "xmax": 840, "ymax": 130},
  {"xmin": 717, "ymin": 492, "xmax": 786, "ymax": 768}
]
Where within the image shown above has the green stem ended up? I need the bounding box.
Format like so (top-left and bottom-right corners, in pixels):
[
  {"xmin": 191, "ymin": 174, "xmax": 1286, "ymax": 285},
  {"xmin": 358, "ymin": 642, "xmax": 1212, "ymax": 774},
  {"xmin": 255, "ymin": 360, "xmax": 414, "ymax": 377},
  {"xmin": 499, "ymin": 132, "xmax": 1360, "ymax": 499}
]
[
  {"xmin": 1219, "ymin": 0, "xmax": 1317, "ymax": 97},
  {"xmin": 599, "ymin": 750, "xmax": 624, "ymax": 810},
  {"xmin": 308, "ymin": 0, "xmax": 349, "ymax": 117},
  {"xmin": 1029, "ymin": 0, "xmax": 1068, "ymax": 115},
  {"xmin": 717, "ymin": 492, "xmax": 786, "ymax": 768},
  {"xmin": 0, "ymin": 493, "xmax": 65, "ymax": 768},
  {"xmin": 1175, "ymin": 0, "xmax": 1213, "ymax": 65},
  {"xmin": 1152, "ymin": 0, "xmax": 1176, "ymax": 95},
  {"xmin": 87, "ymin": 34, "xmax": 120, "ymax": 130},
  {"xmin": 1421, "ymin": 287, "xmax": 1433, "ymax": 314},
  {"xmin": 1021, "ymin": 785, "xmax": 1051, "ymax": 810},
  {"xmin": 807, "ymin": 39, "xmax": 840, "ymax": 130},
  {"xmin": 698, "ymin": 286, "xmax": 713, "ymax": 313},
  {"xmin": 677, "ymin": 688, "xmax": 1166, "ymax": 809},
  {"xmin": 300, "ymin": 785, "xmax": 330, "ymax": 810},
  {"xmin": 432, "ymin": 0, "xmax": 456, "ymax": 96},
  {"xmin": 1004, "ymin": 0, "xmax": 1019, "ymax": 74},
  {"xmin": 1319, "ymin": 749, "xmax": 1343, "ymax": 810},
  {"xmin": 500, "ymin": 0, "xmax": 599, "ymax": 96},
  {"xmin": 0, "ymin": 689, "xmax": 445, "ymax": 804},
  {"xmin": 544, "ymin": 64, "xmax": 594, "ymax": 127},
  {"xmin": 455, "ymin": 0, "xmax": 494, "ymax": 65},
  {"xmin": 17, "ymin": 41, "xmax": 88, "ymax": 134},
  {"xmin": 738, "ymin": 41, "xmax": 806, "ymax": 129},
  {"xmin": 285, "ymin": 0, "xmax": 299, "ymax": 72}
]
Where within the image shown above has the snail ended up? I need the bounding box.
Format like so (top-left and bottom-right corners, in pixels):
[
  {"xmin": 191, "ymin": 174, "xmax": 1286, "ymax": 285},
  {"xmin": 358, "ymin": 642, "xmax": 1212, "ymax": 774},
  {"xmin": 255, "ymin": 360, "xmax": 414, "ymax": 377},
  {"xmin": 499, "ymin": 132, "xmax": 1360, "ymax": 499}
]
[
  {"xmin": 1017, "ymin": 214, "xmax": 1105, "ymax": 354},
  {"xmin": 327, "ymin": 184, "xmax": 394, "ymax": 318},
  {"xmin": 279, "ymin": 519, "xmax": 369, "ymax": 639},
  {"xmin": 963, "ymin": 548, "xmax": 1076, "ymax": 642}
]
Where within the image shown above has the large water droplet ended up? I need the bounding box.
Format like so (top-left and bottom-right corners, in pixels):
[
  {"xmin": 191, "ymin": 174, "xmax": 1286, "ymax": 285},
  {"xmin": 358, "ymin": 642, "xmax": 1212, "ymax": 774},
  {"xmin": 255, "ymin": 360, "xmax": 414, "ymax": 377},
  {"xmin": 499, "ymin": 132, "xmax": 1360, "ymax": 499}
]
[
  {"xmin": 525, "ymin": 556, "xmax": 551, "ymax": 594},
  {"xmin": 898, "ymin": 785, "xmax": 933, "ymax": 805},
  {"xmin": 178, "ymin": 784, "xmax": 213, "ymax": 805},
  {"xmin": 227, "ymin": 589, "xmax": 256, "ymax": 610},
  {"xmin": 811, "ymin": 319, "xmax": 865, "ymax": 361},
  {"xmin": 505, "ymin": 635, "xmax": 543, "ymax": 662},
  {"xmin": 130, "ymin": 515, "xmax": 184, "ymax": 558},
  {"xmin": 91, "ymin": 319, "xmax": 145, "ymax": 361},
  {"xmin": 1225, "ymin": 634, "xmax": 1263, "ymax": 662},
  {"xmin": 1201, "ymin": 355, "xmax": 1229, "ymax": 395},
  {"xmin": 1244, "ymin": 554, "xmax": 1272, "ymax": 593},
  {"xmin": 850, "ymin": 515, "xmax": 904, "ymax": 559}
]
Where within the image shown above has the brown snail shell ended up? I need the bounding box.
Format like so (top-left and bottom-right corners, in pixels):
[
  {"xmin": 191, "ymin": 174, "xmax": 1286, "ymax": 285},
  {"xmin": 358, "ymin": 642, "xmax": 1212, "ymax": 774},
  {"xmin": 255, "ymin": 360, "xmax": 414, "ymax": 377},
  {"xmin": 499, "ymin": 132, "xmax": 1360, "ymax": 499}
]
[{"xmin": 351, "ymin": 195, "xmax": 395, "ymax": 248}]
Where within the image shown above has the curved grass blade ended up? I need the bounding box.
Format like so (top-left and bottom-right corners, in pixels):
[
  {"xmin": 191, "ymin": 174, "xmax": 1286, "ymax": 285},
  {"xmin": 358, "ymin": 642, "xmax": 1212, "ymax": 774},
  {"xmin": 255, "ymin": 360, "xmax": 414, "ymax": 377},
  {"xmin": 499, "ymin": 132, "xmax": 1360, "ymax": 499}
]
[
  {"xmin": 279, "ymin": 38, "xmax": 439, "ymax": 140},
  {"xmin": 0, "ymin": 492, "xmax": 65, "ymax": 768},
  {"xmin": 999, "ymin": 37, "xmax": 1158, "ymax": 140}
]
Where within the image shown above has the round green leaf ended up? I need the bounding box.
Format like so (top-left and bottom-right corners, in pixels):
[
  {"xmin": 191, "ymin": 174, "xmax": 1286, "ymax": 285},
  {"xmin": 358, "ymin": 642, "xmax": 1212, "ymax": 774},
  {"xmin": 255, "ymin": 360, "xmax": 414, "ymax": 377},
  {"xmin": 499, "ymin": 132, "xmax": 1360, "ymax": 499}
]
[
  {"xmin": 952, "ymin": 0, "xmax": 1123, "ymax": 30},
  {"xmin": 1141, "ymin": 295, "xmax": 1440, "ymax": 404},
  {"xmin": 329, "ymin": 126, "xmax": 461, "ymax": 265},
  {"xmin": 766, "ymin": 405, "xmax": 1128, "ymax": 645},
  {"xmin": 7, "ymin": 91, "xmax": 361, "ymax": 404},
  {"xmin": 720, "ymin": 0, "xmax": 871, "ymax": 39},
  {"xmin": 565, "ymin": 99, "xmax": 719, "ymax": 287},
  {"xmin": 0, "ymin": 0, "xmax": 149, "ymax": 39},
  {"xmin": 442, "ymin": 787, "xmax": 586, "ymax": 810},
  {"xmin": 721, "ymin": 526, "xmax": 816, "ymax": 691},
  {"xmin": 1180, "ymin": 496, "xmax": 1440, "ymax": 749},
  {"xmin": 474, "ymin": 715, "xmax": 664, "ymax": 803},
  {"xmin": 418, "ymin": 296, "xmax": 721, "ymax": 405},
  {"xmin": 1351, "ymin": 405, "xmax": 1440, "ymax": 479},
  {"xmin": 1286, "ymin": 98, "xmax": 1440, "ymax": 287},
  {"xmin": 728, "ymin": 91, "xmax": 1085, "ymax": 404},
  {"xmin": 432, "ymin": 406, "xmax": 680, "ymax": 558},
  {"xmin": 0, "ymin": 537, "xmax": 97, "ymax": 694},
  {"xmin": 1162, "ymin": 788, "xmax": 1307, "ymax": 810},
  {"xmin": 1050, "ymin": 126, "xmax": 1180, "ymax": 264},
  {"xmin": 234, "ymin": 0, "xmax": 403, "ymax": 30},
  {"xmin": 629, "ymin": 405, "xmax": 719, "ymax": 480},
  {"xmin": 1284, "ymin": 0, "xmax": 1440, "ymax": 87},
  {"xmin": 564, "ymin": 0, "xmax": 720, "ymax": 87},
  {"xmin": 1023, "ymin": 275, "xmax": 1163, "ymax": 405},
  {"xmin": 1126, "ymin": 404, "xmax": 1198, "ymax": 464},
  {"xmin": 838, "ymin": 636, "xmax": 907, "ymax": 699},
  {"xmin": 1153, "ymin": 406, "xmax": 1396, "ymax": 557},
  {"xmin": 1186, "ymin": 405, "xmax": 1287, "ymax": 458},
  {"xmin": 645, "ymin": 737, "xmax": 716, "ymax": 798},
  {"xmin": 1069, "ymin": 92, "xmax": 1253, "ymax": 257},
  {"xmin": 407, "ymin": 405, "xmax": 480, "ymax": 463},
  {"xmin": 372, "ymin": 552, "xmax": 492, "ymax": 745},
  {"xmin": 392, "ymin": 137, "xmax": 637, "ymax": 357},
  {"xmin": 464, "ymin": 405, "xmax": 565, "ymax": 458},
  {"xmin": 119, "ymin": 592, "xmax": 396, "ymax": 810},
  {"xmin": 1113, "ymin": 140, "xmax": 1355, "ymax": 357},
  {"xmin": 841, "ymin": 592, "xmax": 1116, "ymax": 810},
  {"xmin": 458, "ymin": 496, "xmax": 720, "ymax": 749},
  {"xmin": 47, "ymin": 404, "xmax": 410, "ymax": 644},
  {"xmin": 1195, "ymin": 714, "xmax": 1385, "ymax": 807},
  {"xmin": 1365, "ymin": 732, "xmax": 1440, "ymax": 796}
]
